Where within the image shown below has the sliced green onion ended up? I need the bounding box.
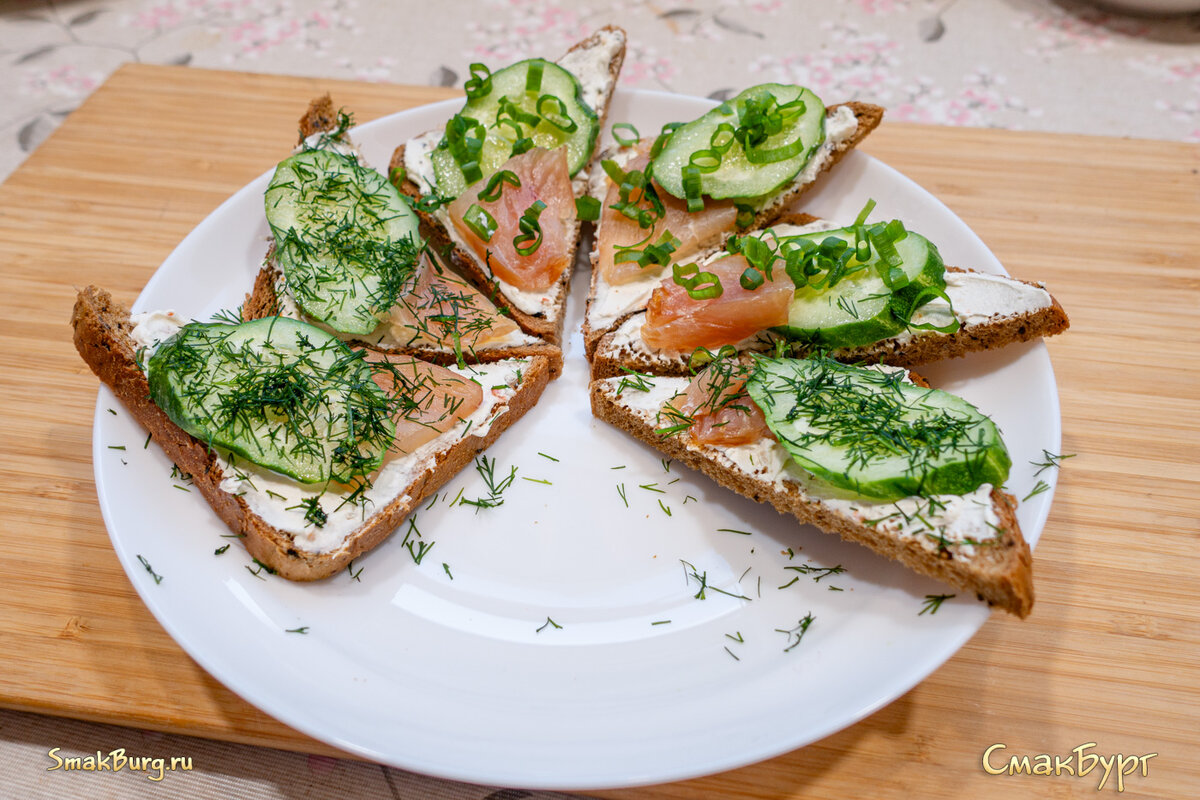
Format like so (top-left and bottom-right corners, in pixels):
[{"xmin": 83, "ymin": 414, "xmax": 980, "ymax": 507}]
[
  {"xmin": 681, "ymin": 164, "xmax": 705, "ymax": 212},
  {"xmin": 743, "ymin": 135, "xmax": 805, "ymax": 165},
  {"xmin": 648, "ymin": 121, "xmax": 682, "ymax": 161},
  {"xmin": 496, "ymin": 96, "xmax": 541, "ymax": 129},
  {"xmin": 537, "ymin": 94, "xmax": 578, "ymax": 133},
  {"xmin": 525, "ymin": 60, "xmax": 544, "ymax": 93},
  {"xmin": 688, "ymin": 148, "xmax": 722, "ymax": 173},
  {"xmin": 614, "ymin": 230, "xmax": 679, "ymax": 270},
  {"xmin": 891, "ymin": 284, "xmax": 961, "ymax": 333},
  {"xmin": 478, "ymin": 169, "xmax": 521, "ymax": 202},
  {"xmin": 463, "ymin": 203, "xmax": 497, "ymax": 242},
  {"xmin": 734, "ymin": 203, "xmax": 754, "ymax": 230},
  {"xmin": 854, "ymin": 198, "xmax": 877, "ymax": 227},
  {"xmin": 602, "ymin": 159, "xmax": 663, "ymax": 229},
  {"xmin": 710, "ymin": 122, "xmax": 736, "ymax": 154},
  {"xmin": 443, "ymin": 114, "xmax": 486, "ymax": 185},
  {"xmin": 672, "ymin": 262, "xmax": 724, "ymax": 300},
  {"xmin": 513, "ymin": 200, "xmax": 547, "ymax": 256},
  {"xmin": 464, "ymin": 62, "xmax": 492, "ymax": 100},
  {"xmin": 854, "ymin": 224, "xmax": 871, "ymax": 262},
  {"xmin": 740, "ymin": 266, "xmax": 765, "ymax": 290},
  {"xmin": 510, "ymin": 136, "xmax": 534, "ymax": 156},
  {"xmin": 575, "ymin": 196, "xmax": 601, "ymax": 221},
  {"xmin": 611, "ymin": 122, "xmax": 640, "ymax": 147}
]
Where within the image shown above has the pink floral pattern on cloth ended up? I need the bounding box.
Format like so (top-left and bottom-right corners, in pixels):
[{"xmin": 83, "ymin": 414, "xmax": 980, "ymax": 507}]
[{"xmin": 1, "ymin": 0, "xmax": 1198, "ymax": 798}]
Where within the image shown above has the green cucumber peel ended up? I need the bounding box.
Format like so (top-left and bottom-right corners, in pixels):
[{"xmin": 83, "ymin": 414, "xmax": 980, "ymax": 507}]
[{"xmin": 746, "ymin": 356, "xmax": 1011, "ymax": 501}]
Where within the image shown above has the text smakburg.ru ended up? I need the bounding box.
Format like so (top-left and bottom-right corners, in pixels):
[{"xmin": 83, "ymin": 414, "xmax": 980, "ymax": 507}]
[{"xmin": 47, "ymin": 747, "xmax": 193, "ymax": 781}]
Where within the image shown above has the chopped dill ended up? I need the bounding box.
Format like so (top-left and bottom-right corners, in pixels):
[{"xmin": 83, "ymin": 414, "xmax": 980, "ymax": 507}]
[
  {"xmin": 919, "ymin": 593, "xmax": 956, "ymax": 615},
  {"xmin": 776, "ymin": 613, "xmax": 815, "ymax": 652},
  {"xmin": 536, "ymin": 616, "xmax": 562, "ymax": 633}
]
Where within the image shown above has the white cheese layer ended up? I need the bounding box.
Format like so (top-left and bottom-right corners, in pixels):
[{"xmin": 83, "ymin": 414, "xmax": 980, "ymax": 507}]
[
  {"xmin": 272, "ymin": 276, "xmax": 542, "ymax": 351},
  {"xmin": 218, "ymin": 360, "xmax": 526, "ymax": 554},
  {"xmin": 596, "ymin": 270, "xmax": 1055, "ymax": 365},
  {"xmin": 752, "ymin": 104, "xmax": 860, "ymax": 215},
  {"xmin": 401, "ymin": 32, "xmax": 623, "ymax": 319},
  {"xmin": 598, "ymin": 375, "xmax": 1000, "ymax": 556},
  {"xmin": 586, "ymin": 219, "xmax": 840, "ymax": 334},
  {"xmin": 130, "ymin": 312, "xmax": 530, "ymax": 555}
]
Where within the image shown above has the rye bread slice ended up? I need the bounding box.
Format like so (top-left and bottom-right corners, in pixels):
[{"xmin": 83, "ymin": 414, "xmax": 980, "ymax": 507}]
[
  {"xmin": 389, "ymin": 26, "xmax": 628, "ymax": 346},
  {"xmin": 589, "ymin": 266, "xmax": 1070, "ymax": 380},
  {"xmin": 72, "ymin": 285, "xmax": 551, "ymax": 581},
  {"xmin": 581, "ymin": 101, "xmax": 883, "ymax": 360},
  {"xmin": 243, "ymin": 260, "xmax": 565, "ymax": 378},
  {"xmin": 590, "ymin": 373, "xmax": 1034, "ymax": 617}
]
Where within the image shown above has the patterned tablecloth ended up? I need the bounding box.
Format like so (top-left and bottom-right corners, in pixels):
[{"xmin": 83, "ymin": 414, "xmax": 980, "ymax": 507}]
[{"xmin": 2, "ymin": 1, "xmax": 1197, "ymax": 798}]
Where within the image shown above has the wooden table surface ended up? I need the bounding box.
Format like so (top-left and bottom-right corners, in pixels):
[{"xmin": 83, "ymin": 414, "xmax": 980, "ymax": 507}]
[{"xmin": 0, "ymin": 63, "xmax": 1196, "ymax": 799}]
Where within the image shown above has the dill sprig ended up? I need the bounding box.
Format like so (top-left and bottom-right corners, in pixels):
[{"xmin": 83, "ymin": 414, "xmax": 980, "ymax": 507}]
[
  {"xmin": 919, "ymin": 593, "xmax": 955, "ymax": 615},
  {"xmin": 459, "ymin": 455, "xmax": 518, "ymax": 511},
  {"xmin": 775, "ymin": 613, "xmax": 815, "ymax": 652}
]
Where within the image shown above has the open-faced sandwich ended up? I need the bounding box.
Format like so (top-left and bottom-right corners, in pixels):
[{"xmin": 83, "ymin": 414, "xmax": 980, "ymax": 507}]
[
  {"xmin": 590, "ymin": 202, "xmax": 1069, "ymax": 378},
  {"xmin": 245, "ymin": 96, "xmax": 565, "ymax": 377},
  {"xmin": 391, "ymin": 27, "xmax": 628, "ymax": 346},
  {"xmin": 73, "ymin": 286, "xmax": 549, "ymax": 579},
  {"xmin": 583, "ymin": 83, "xmax": 884, "ymax": 358},
  {"xmin": 591, "ymin": 352, "xmax": 1034, "ymax": 616}
]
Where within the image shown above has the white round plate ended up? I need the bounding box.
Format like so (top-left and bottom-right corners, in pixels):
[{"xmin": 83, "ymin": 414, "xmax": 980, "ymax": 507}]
[{"xmin": 91, "ymin": 89, "xmax": 1060, "ymax": 790}]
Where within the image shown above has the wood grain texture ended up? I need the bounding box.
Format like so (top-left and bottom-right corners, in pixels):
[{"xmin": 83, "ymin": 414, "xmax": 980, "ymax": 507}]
[{"xmin": 1, "ymin": 64, "xmax": 1197, "ymax": 798}]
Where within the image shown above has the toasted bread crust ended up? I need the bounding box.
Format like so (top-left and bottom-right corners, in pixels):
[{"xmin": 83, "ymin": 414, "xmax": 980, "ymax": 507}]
[
  {"xmin": 72, "ymin": 286, "xmax": 551, "ymax": 581},
  {"xmin": 298, "ymin": 94, "xmax": 339, "ymax": 143},
  {"xmin": 388, "ymin": 27, "xmax": 628, "ymax": 345},
  {"xmin": 243, "ymin": 262, "xmax": 564, "ymax": 378},
  {"xmin": 588, "ymin": 267, "xmax": 1070, "ymax": 379},
  {"xmin": 590, "ymin": 378, "xmax": 1034, "ymax": 616},
  {"xmin": 580, "ymin": 101, "xmax": 883, "ymax": 358}
]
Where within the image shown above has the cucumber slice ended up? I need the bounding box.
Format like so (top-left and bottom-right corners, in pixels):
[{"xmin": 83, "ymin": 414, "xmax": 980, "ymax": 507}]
[
  {"xmin": 266, "ymin": 149, "xmax": 421, "ymax": 335},
  {"xmin": 432, "ymin": 58, "xmax": 598, "ymax": 198},
  {"xmin": 746, "ymin": 357, "xmax": 1010, "ymax": 502},
  {"xmin": 651, "ymin": 84, "xmax": 826, "ymax": 201},
  {"xmin": 772, "ymin": 227, "xmax": 945, "ymax": 348},
  {"xmin": 148, "ymin": 317, "xmax": 395, "ymax": 484}
]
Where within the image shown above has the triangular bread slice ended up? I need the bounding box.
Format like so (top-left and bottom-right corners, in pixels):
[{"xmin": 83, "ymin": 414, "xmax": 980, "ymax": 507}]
[
  {"xmin": 245, "ymin": 95, "xmax": 565, "ymax": 377},
  {"xmin": 72, "ymin": 286, "xmax": 551, "ymax": 580},
  {"xmin": 582, "ymin": 101, "xmax": 884, "ymax": 360},
  {"xmin": 588, "ymin": 213, "xmax": 1069, "ymax": 379},
  {"xmin": 389, "ymin": 26, "xmax": 628, "ymax": 346},
  {"xmin": 590, "ymin": 369, "xmax": 1034, "ymax": 616}
]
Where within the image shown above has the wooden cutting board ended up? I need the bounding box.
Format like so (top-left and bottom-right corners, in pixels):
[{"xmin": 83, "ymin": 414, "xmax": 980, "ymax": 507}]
[{"xmin": 0, "ymin": 64, "xmax": 1196, "ymax": 799}]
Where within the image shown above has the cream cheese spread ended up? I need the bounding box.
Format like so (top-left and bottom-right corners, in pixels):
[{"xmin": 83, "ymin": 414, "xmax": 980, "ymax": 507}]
[
  {"xmin": 752, "ymin": 104, "xmax": 859, "ymax": 215},
  {"xmin": 130, "ymin": 310, "xmax": 184, "ymax": 353},
  {"xmin": 401, "ymin": 33, "xmax": 623, "ymax": 320},
  {"xmin": 586, "ymin": 218, "xmax": 839, "ymax": 334},
  {"xmin": 272, "ymin": 276, "xmax": 542, "ymax": 351},
  {"xmin": 598, "ymin": 374, "xmax": 1000, "ymax": 556},
  {"xmin": 595, "ymin": 269, "xmax": 1054, "ymax": 365},
  {"xmin": 216, "ymin": 359, "xmax": 526, "ymax": 554}
]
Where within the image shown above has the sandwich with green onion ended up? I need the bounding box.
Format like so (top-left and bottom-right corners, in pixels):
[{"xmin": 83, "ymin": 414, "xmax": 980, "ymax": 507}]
[
  {"xmin": 588, "ymin": 202, "xmax": 1069, "ymax": 379},
  {"xmin": 245, "ymin": 96, "xmax": 566, "ymax": 377},
  {"xmin": 583, "ymin": 83, "xmax": 884, "ymax": 359},
  {"xmin": 390, "ymin": 27, "xmax": 628, "ymax": 345}
]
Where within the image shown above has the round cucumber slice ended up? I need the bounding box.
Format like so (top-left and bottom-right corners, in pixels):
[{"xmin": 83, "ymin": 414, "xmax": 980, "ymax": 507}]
[
  {"xmin": 147, "ymin": 317, "xmax": 395, "ymax": 484},
  {"xmin": 266, "ymin": 149, "xmax": 421, "ymax": 335},
  {"xmin": 651, "ymin": 84, "xmax": 826, "ymax": 201},
  {"xmin": 746, "ymin": 357, "xmax": 1010, "ymax": 502},
  {"xmin": 771, "ymin": 227, "xmax": 945, "ymax": 348},
  {"xmin": 432, "ymin": 58, "xmax": 599, "ymax": 198}
]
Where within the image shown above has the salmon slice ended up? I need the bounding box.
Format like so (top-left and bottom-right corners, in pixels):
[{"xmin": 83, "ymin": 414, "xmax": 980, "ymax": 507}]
[
  {"xmin": 597, "ymin": 148, "xmax": 737, "ymax": 286},
  {"xmin": 662, "ymin": 360, "xmax": 773, "ymax": 447},
  {"xmin": 448, "ymin": 147, "xmax": 576, "ymax": 293},
  {"xmin": 641, "ymin": 255, "xmax": 793, "ymax": 353},
  {"xmin": 385, "ymin": 254, "xmax": 521, "ymax": 349},
  {"xmin": 363, "ymin": 353, "xmax": 484, "ymax": 456}
]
